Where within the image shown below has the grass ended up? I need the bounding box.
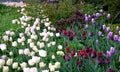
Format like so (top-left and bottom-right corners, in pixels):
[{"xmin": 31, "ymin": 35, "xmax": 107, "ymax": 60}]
[{"xmin": 0, "ymin": 4, "xmax": 21, "ymax": 37}]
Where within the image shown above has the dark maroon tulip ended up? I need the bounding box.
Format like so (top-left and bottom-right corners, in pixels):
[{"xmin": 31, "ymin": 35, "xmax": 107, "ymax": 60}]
[
  {"xmin": 69, "ymin": 17, "xmax": 75, "ymax": 24},
  {"xmin": 64, "ymin": 54, "xmax": 71, "ymax": 61},
  {"xmin": 82, "ymin": 35, "xmax": 86, "ymax": 40},
  {"xmin": 67, "ymin": 31, "xmax": 71, "ymax": 36},
  {"xmin": 77, "ymin": 60, "xmax": 83, "ymax": 67},
  {"xmin": 83, "ymin": 53, "xmax": 89, "ymax": 59},
  {"xmin": 97, "ymin": 57, "xmax": 103, "ymax": 65},
  {"xmin": 90, "ymin": 50, "xmax": 97, "ymax": 58},
  {"xmin": 84, "ymin": 46, "xmax": 90, "ymax": 53},
  {"xmin": 68, "ymin": 35, "xmax": 73, "ymax": 41},
  {"xmin": 75, "ymin": 11, "xmax": 81, "ymax": 16},
  {"xmin": 105, "ymin": 58, "xmax": 110, "ymax": 64},
  {"xmin": 70, "ymin": 49, "xmax": 76, "ymax": 57},
  {"xmin": 107, "ymin": 69, "xmax": 115, "ymax": 72}
]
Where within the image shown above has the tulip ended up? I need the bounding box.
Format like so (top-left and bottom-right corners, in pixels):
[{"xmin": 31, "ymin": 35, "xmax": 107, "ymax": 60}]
[
  {"xmin": 107, "ymin": 13, "xmax": 111, "ymax": 19},
  {"xmin": 97, "ymin": 57, "xmax": 102, "ymax": 65},
  {"xmin": 91, "ymin": 18, "xmax": 95, "ymax": 24},
  {"xmin": 3, "ymin": 66, "xmax": 9, "ymax": 72},
  {"xmin": 95, "ymin": 40, "xmax": 99, "ymax": 44},
  {"xmin": 97, "ymin": 52, "xmax": 102, "ymax": 57},
  {"xmin": 89, "ymin": 32, "xmax": 93, "ymax": 37},
  {"xmin": 85, "ymin": 24, "xmax": 89, "ymax": 29},
  {"xmin": 110, "ymin": 47, "xmax": 115, "ymax": 54},
  {"xmin": 76, "ymin": 60, "xmax": 82, "ymax": 67},
  {"xmin": 106, "ymin": 27, "xmax": 110, "ymax": 32},
  {"xmin": 116, "ymin": 26, "xmax": 119, "ymax": 31},
  {"xmin": 98, "ymin": 31, "xmax": 102, "ymax": 36},
  {"xmin": 107, "ymin": 32, "xmax": 113, "ymax": 40},
  {"xmin": 39, "ymin": 62, "xmax": 46, "ymax": 68},
  {"xmin": 66, "ymin": 46, "xmax": 70, "ymax": 53},
  {"xmin": 107, "ymin": 69, "xmax": 115, "ymax": 72},
  {"xmin": 64, "ymin": 54, "xmax": 71, "ymax": 61},
  {"xmin": 105, "ymin": 58, "xmax": 110, "ymax": 64},
  {"xmin": 102, "ymin": 24, "xmax": 106, "ymax": 30},
  {"xmin": 106, "ymin": 51, "xmax": 112, "ymax": 58},
  {"xmin": 113, "ymin": 35, "xmax": 118, "ymax": 41},
  {"xmin": 82, "ymin": 35, "xmax": 86, "ymax": 40},
  {"xmin": 2, "ymin": 55, "xmax": 7, "ymax": 60},
  {"xmin": 90, "ymin": 50, "xmax": 96, "ymax": 58}
]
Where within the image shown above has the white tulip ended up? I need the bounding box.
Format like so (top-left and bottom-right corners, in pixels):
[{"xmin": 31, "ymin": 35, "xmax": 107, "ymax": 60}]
[
  {"xmin": 39, "ymin": 62, "xmax": 46, "ymax": 68},
  {"xmin": 3, "ymin": 66, "xmax": 9, "ymax": 72},
  {"xmin": 30, "ymin": 67, "xmax": 38, "ymax": 72},
  {"xmin": 9, "ymin": 52, "xmax": 13, "ymax": 56},
  {"xmin": 56, "ymin": 51, "xmax": 64, "ymax": 56},
  {"xmin": 32, "ymin": 56, "xmax": 40, "ymax": 63},
  {"xmin": 19, "ymin": 49, "xmax": 24, "ymax": 54},
  {"xmin": 6, "ymin": 31, "xmax": 11, "ymax": 35},
  {"xmin": 50, "ymin": 32, "xmax": 54, "ymax": 37},
  {"xmin": 27, "ymin": 39, "xmax": 32, "ymax": 43},
  {"xmin": 39, "ymin": 50, "xmax": 47, "ymax": 57},
  {"xmin": 12, "ymin": 62, "xmax": 18, "ymax": 69},
  {"xmin": 0, "ymin": 59, "xmax": 5, "ymax": 67},
  {"xmin": 12, "ymin": 41, "xmax": 18, "ymax": 47},
  {"xmin": 28, "ymin": 59, "xmax": 35, "ymax": 66},
  {"xmin": 56, "ymin": 33, "xmax": 60, "ymax": 37},
  {"xmin": 55, "ymin": 62, "xmax": 60, "ymax": 69},
  {"xmin": 6, "ymin": 59, "xmax": 13, "ymax": 66},
  {"xmin": 20, "ymin": 62, "xmax": 27, "ymax": 69},
  {"xmin": 39, "ymin": 42, "xmax": 45, "ymax": 48},
  {"xmin": 52, "ymin": 55, "xmax": 55, "ymax": 59},
  {"xmin": 58, "ymin": 45, "xmax": 63, "ymax": 50},
  {"xmin": 0, "ymin": 43, "xmax": 7, "ymax": 51},
  {"xmin": 51, "ymin": 41, "xmax": 56, "ymax": 46}
]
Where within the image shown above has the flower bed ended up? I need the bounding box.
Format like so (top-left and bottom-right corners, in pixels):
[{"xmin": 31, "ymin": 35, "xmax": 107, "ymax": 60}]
[{"xmin": 0, "ymin": 6, "xmax": 120, "ymax": 72}]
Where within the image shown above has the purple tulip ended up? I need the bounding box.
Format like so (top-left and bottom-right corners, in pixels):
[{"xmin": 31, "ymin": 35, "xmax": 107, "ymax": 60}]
[
  {"xmin": 119, "ymin": 56, "xmax": 120, "ymax": 62},
  {"xmin": 95, "ymin": 40, "xmax": 99, "ymax": 44},
  {"xmin": 113, "ymin": 35, "xmax": 118, "ymax": 41},
  {"xmin": 88, "ymin": 15, "xmax": 91, "ymax": 20},
  {"xmin": 110, "ymin": 47, "xmax": 115, "ymax": 54},
  {"xmin": 98, "ymin": 31, "xmax": 102, "ymax": 36},
  {"xmin": 102, "ymin": 24, "xmax": 106, "ymax": 30},
  {"xmin": 118, "ymin": 38, "xmax": 120, "ymax": 42},
  {"xmin": 106, "ymin": 51, "xmax": 112, "ymax": 58},
  {"xmin": 107, "ymin": 13, "xmax": 111, "ymax": 19},
  {"xmin": 77, "ymin": 60, "xmax": 83, "ymax": 67},
  {"xmin": 89, "ymin": 32, "xmax": 93, "ymax": 37},
  {"xmin": 116, "ymin": 26, "xmax": 119, "ymax": 31},
  {"xmin": 107, "ymin": 32, "xmax": 113, "ymax": 40},
  {"xmin": 106, "ymin": 27, "xmax": 110, "ymax": 32},
  {"xmin": 119, "ymin": 31, "xmax": 120, "ymax": 35},
  {"xmin": 64, "ymin": 54, "xmax": 71, "ymax": 61},
  {"xmin": 99, "ymin": 9, "xmax": 103, "ymax": 13},
  {"xmin": 96, "ymin": 13, "xmax": 100, "ymax": 18},
  {"xmin": 91, "ymin": 18, "xmax": 95, "ymax": 24},
  {"xmin": 85, "ymin": 16, "xmax": 88, "ymax": 21},
  {"xmin": 85, "ymin": 24, "xmax": 89, "ymax": 29}
]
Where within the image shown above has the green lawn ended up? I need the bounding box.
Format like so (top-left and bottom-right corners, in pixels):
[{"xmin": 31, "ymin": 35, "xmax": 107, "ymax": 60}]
[{"xmin": 0, "ymin": 4, "xmax": 21, "ymax": 36}]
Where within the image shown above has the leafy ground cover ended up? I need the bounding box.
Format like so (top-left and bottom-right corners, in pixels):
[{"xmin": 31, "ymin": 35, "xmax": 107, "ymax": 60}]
[{"xmin": 0, "ymin": 4, "xmax": 21, "ymax": 37}]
